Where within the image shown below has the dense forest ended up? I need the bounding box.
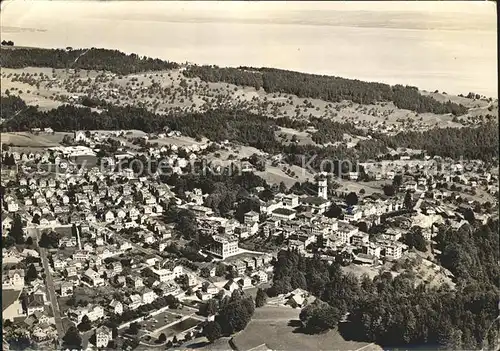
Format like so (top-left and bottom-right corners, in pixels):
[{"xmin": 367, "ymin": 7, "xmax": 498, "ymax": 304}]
[
  {"xmin": 0, "ymin": 95, "xmax": 35, "ymax": 120},
  {"xmin": 380, "ymin": 123, "xmax": 499, "ymax": 161},
  {"xmin": 268, "ymin": 219, "xmax": 499, "ymax": 349},
  {"xmin": 183, "ymin": 65, "xmax": 468, "ymax": 115},
  {"xmin": 0, "ymin": 47, "xmax": 179, "ymax": 75},
  {"xmin": 1, "ymin": 96, "xmax": 497, "ymax": 163}
]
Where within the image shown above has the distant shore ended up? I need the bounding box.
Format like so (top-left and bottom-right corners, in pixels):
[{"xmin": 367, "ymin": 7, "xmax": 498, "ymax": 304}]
[{"xmin": 0, "ymin": 2, "xmax": 497, "ymax": 97}]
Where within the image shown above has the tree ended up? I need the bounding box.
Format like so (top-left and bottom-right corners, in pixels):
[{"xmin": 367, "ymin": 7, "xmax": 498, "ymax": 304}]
[
  {"xmin": 438, "ymin": 324, "xmax": 463, "ymax": 350},
  {"xmin": 127, "ymin": 322, "xmax": 141, "ymax": 335},
  {"xmin": 62, "ymin": 326, "xmax": 82, "ymax": 350},
  {"xmin": 77, "ymin": 315, "xmax": 92, "ymax": 332},
  {"xmin": 404, "ymin": 191, "xmax": 413, "ymax": 209},
  {"xmin": 299, "ymin": 299, "xmax": 342, "ymax": 334},
  {"xmin": 215, "ymin": 263, "xmax": 226, "ymax": 277},
  {"xmin": 255, "ymin": 288, "xmax": 267, "ymax": 308},
  {"xmin": 325, "ymin": 204, "xmax": 342, "ymax": 219},
  {"xmin": 9, "ymin": 214, "xmax": 24, "ymax": 244},
  {"xmin": 259, "ymin": 189, "xmax": 274, "ymax": 202},
  {"xmin": 218, "ymin": 295, "xmax": 254, "ymax": 334},
  {"xmin": 202, "ymin": 299, "xmax": 218, "ymax": 316},
  {"xmin": 392, "ymin": 174, "xmax": 403, "ymax": 188},
  {"xmin": 279, "ymin": 181, "xmax": 287, "ymax": 193},
  {"xmin": 176, "ymin": 209, "xmax": 198, "ymax": 240},
  {"xmin": 403, "ymin": 228, "xmax": 427, "ymax": 252},
  {"xmin": 71, "ymin": 224, "xmax": 78, "ymax": 239},
  {"xmin": 177, "ymin": 274, "xmax": 190, "ymax": 290},
  {"xmin": 158, "ymin": 333, "xmax": 167, "ymax": 343},
  {"xmin": 112, "ymin": 326, "xmax": 119, "ymax": 339},
  {"xmin": 345, "ymin": 192, "xmax": 359, "ymax": 206},
  {"xmin": 463, "ymin": 208, "xmax": 475, "ymax": 223},
  {"xmin": 32, "ymin": 213, "xmax": 40, "ymax": 225},
  {"xmin": 25, "ymin": 264, "xmax": 38, "ymax": 284},
  {"xmin": 38, "ymin": 232, "xmax": 51, "ymax": 248},
  {"xmin": 200, "ymin": 267, "xmax": 211, "ymax": 278},
  {"xmin": 204, "ymin": 321, "xmax": 222, "ymax": 343},
  {"xmin": 383, "ymin": 184, "xmax": 396, "ymax": 196}
]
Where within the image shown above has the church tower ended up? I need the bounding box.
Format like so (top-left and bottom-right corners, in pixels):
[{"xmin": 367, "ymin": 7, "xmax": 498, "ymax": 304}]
[{"xmin": 318, "ymin": 177, "xmax": 328, "ymax": 199}]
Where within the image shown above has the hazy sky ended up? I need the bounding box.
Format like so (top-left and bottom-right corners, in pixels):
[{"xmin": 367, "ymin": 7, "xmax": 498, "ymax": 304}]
[{"xmin": 1, "ymin": 1, "xmax": 497, "ymax": 25}]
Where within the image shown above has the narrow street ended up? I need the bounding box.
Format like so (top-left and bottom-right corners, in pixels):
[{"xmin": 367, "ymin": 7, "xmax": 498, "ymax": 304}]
[{"xmin": 30, "ymin": 227, "xmax": 65, "ymax": 344}]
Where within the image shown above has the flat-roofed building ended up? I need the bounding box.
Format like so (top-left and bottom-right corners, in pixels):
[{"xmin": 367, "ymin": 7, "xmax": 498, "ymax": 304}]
[{"xmin": 206, "ymin": 235, "xmax": 239, "ymax": 259}]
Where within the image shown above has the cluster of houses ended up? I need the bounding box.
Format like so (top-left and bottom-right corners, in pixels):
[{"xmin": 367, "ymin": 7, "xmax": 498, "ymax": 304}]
[{"xmin": 2, "ymin": 126, "xmax": 498, "ymax": 349}]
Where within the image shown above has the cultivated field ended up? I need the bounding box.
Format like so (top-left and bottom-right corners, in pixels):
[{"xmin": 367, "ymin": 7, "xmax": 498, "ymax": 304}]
[{"xmin": 1, "ymin": 131, "xmax": 71, "ymax": 147}]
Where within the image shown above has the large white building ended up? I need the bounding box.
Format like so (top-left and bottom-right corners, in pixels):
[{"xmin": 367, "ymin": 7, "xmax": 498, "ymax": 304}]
[
  {"xmin": 337, "ymin": 220, "xmax": 359, "ymax": 244},
  {"xmin": 151, "ymin": 268, "xmax": 174, "ymax": 283},
  {"xmin": 95, "ymin": 326, "xmax": 112, "ymax": 348},
  {"xmin": 206, "ymin": 235, "xmax": 239, "ymax": 259}
]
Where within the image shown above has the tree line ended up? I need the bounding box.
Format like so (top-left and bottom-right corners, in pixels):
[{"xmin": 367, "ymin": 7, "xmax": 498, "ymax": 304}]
[
  {"xmin": 266, "ymin": 219, "xmax": 499, "ymax": 349},
  {"xmin": 0, "ymin": 47, "xmax": 179, "ymax": 75},
  {"xmin": 2, "ymin": 96, "xmax": 496, "ymax": 163},
  {"xmin": 183, "ymin": 65, "xmax": 468, "ymax": 115},
  {"xmin": 202, "ymin": 290, "xmax": 256, "ymax": 343},
  {"xmin": 379, "ymin": 122, "xmax": 499, "ymax": 161}
]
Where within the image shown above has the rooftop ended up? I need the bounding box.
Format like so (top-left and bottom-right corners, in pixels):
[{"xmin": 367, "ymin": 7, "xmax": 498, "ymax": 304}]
[
  {"xmin": 301, "ymin": 196, "xmax": 330, "ymax": 205},
  {"xmin": 272, "ymin": 208, "xmax": 296, "ymax": 216}
]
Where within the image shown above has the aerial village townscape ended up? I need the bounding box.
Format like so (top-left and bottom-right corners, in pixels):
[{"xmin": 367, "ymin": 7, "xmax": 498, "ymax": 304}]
[{"xmin": 1, "ymin": 2, "xmax": 499, "ymax": 351}]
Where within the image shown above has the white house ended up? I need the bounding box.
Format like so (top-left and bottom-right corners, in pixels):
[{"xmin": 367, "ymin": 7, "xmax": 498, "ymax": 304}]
[
  {"xmin": 109, "ymin": 300, "xmax": 123, "ymax": 315},
  {"xmin": 95, "ymin": 326, "xmax": 112, "ymax": 348},
  {"xmin": 104, "ymin": 211, "xmax": 115, "ymax": 223},
  {"xmin": 83, "ymin": 269, "xmax": 105, "ymax": 287}
]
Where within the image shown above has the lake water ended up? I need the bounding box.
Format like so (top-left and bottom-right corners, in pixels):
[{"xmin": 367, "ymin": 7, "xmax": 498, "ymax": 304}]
[{"xmin": 1, "ymin": 1, "xmax": 497, "ymax": 97}]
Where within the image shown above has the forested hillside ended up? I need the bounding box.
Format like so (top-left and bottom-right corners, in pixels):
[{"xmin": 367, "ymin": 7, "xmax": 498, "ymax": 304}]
[
  {"xmin": 268, "ymin": 220, "xmax": 499, "ymax": 349},
  {"xmin": 380, "ymin": 122, "xmax": 499, "ymax": 161},
  {"xmin": 1, "ymin": 96, "xmax": 497, "ymax": 163},
  {"xmin": 0, "ymin": 47, "xmax": 179, "ymax": 75},
  {"xmin": 183, "ymin": 65, "xmax": 468, "ymax": 115}
]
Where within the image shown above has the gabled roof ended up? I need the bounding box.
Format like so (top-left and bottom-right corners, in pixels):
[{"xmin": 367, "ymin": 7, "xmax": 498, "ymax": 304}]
[
  {"xmin": 25, "ymin": 294, "xmax": 44, "ymax": 308},
  {"xmin": 223, "ymin": 279, "xmax": 240, "ymax": 290},
  {"xmin": 301, "ymin": 196, "xmax": 329, "ymax": 206},
  {"xmin": 109, "ymin": 299, "xmax": 122, "ymax": 308}
]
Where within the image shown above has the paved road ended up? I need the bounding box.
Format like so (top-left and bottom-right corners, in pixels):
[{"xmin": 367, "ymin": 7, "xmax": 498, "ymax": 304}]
[{"xmin": 31, "ymin": 227, "xmax": 65, "ymax": 344}]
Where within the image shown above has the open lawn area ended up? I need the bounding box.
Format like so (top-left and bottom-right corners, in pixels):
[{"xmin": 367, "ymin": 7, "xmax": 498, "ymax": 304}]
[
  {"xmin": 231, "ymin": 305, "xmax": 378, "ymax": 351},
  {"xmin": 181, "ymin": 336, "xmax": 233, "ymax": 350},
  {"xmin": 1, "ymin": 131, "xmax": 70, "ymax": 147}
]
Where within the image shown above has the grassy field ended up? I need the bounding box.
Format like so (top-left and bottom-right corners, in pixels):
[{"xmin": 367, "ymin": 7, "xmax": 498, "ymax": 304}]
[
  {"xmin": 181, "ymin": 336, "xmax": 233, "ymax": 350},
  {"xmin": 1, "ymin": 131, "xmax": 71, "ymax": 147},
  {"xmin": 231, "ymin": 305, "xmax": 376, "ymax": 351}
]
